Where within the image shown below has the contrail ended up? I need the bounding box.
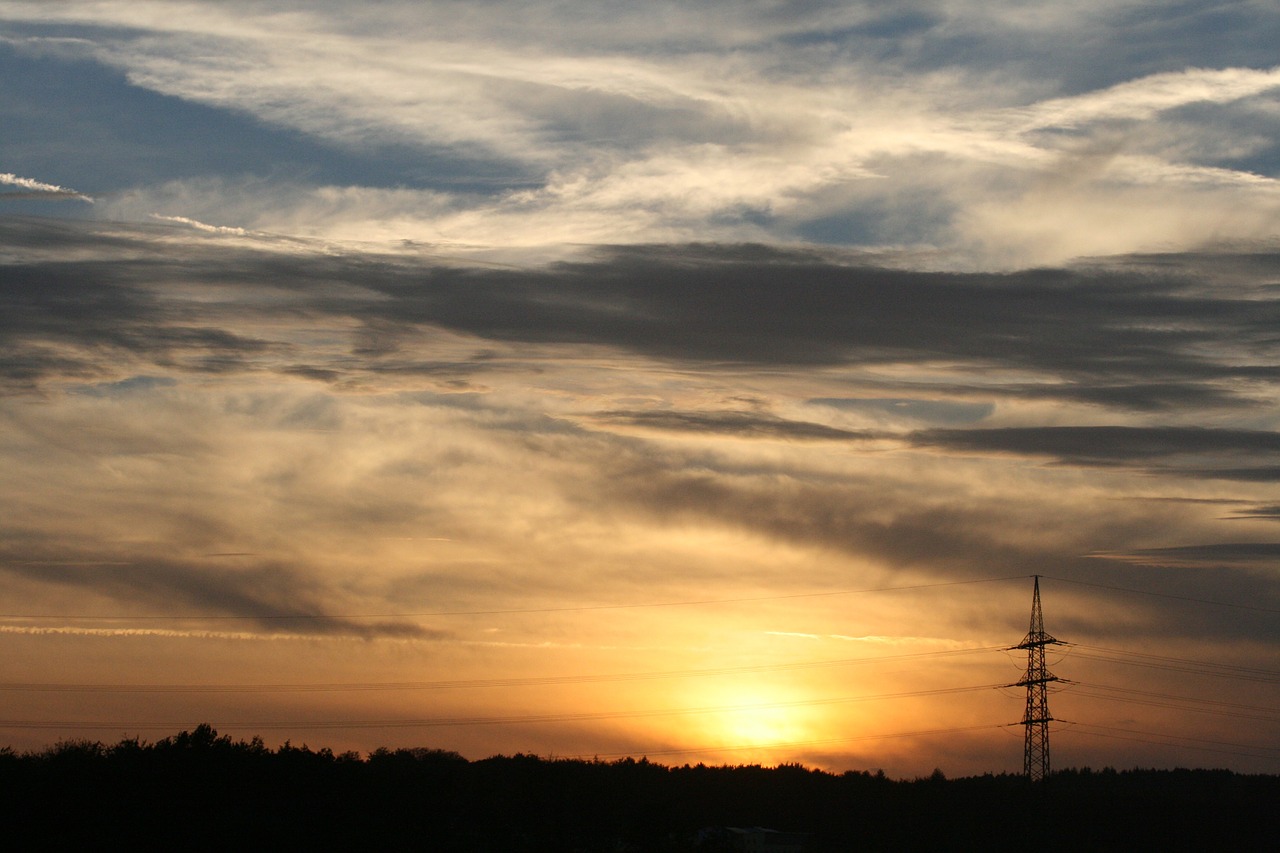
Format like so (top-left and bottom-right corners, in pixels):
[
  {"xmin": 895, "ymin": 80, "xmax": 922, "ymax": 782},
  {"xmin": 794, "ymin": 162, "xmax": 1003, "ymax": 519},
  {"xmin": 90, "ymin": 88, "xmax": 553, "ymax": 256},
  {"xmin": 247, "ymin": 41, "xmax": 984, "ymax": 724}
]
[
  {"xmin": 0, "ymin": 172, "xmax": 93, "ymax": 202},
  {"xmin": 150, "ymin": 213, "xmax": 248, "ymax": 235}
]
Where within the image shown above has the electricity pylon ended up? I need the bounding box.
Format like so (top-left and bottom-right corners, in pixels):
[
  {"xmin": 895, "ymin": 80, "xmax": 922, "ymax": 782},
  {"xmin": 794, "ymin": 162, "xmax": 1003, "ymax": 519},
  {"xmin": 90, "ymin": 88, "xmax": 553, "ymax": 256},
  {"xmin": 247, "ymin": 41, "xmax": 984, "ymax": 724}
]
[{"xmin": 1013, "ymin": 575, "xmax": 1061, "ymax": 781}]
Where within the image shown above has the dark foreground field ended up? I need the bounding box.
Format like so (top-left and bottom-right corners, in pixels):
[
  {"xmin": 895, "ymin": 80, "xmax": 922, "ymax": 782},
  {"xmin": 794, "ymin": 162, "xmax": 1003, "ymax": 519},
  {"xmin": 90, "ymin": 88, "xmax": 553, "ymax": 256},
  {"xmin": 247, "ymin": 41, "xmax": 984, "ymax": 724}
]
[{"xmin": 1, "ymin": 726, "xmax": 1274, "ymax": 851}]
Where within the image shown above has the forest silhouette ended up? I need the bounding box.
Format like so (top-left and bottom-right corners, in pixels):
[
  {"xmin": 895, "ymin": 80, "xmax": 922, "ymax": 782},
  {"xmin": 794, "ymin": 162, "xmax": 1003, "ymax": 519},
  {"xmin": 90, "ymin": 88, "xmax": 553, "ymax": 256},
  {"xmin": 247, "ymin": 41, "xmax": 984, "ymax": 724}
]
[{"xmin": 1, "ymin": 725, "xmax": 1274, "ymax": 851}]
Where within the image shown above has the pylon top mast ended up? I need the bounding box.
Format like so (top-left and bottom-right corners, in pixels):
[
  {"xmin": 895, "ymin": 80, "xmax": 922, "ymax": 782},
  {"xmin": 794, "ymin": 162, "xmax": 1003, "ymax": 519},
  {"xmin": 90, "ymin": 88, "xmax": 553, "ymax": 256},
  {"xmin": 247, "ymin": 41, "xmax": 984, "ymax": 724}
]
[{"xmin": 1016, "ymin": 574, "xmax": 1058, "ymax": 652}]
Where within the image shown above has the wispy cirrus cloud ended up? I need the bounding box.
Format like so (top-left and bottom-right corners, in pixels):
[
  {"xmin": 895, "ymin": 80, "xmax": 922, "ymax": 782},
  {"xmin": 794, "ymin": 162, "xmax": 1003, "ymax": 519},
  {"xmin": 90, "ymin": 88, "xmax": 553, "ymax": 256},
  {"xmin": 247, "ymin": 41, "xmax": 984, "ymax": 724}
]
[
  {"xmin": 4, "ymin": 3, "xmax": 1279, "ymax": 263},
  {"xmin": 1015, "ymin": 65, "xmax": 1280, "ymax": 130}
]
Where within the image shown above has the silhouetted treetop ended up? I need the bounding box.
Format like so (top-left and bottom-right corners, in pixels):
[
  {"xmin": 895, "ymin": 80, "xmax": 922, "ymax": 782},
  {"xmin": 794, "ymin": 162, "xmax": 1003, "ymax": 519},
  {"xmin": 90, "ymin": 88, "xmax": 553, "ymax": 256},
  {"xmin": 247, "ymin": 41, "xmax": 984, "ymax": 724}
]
[{"xmin": 0, "ymin": 727, "xmax": 1274, "ymax": 851}]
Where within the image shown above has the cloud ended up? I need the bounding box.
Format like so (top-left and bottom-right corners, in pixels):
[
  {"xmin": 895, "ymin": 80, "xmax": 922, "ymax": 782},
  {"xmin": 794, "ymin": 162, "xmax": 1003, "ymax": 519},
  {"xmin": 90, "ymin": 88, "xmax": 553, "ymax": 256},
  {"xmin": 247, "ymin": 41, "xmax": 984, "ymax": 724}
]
[
  {"xmin": 585, "ymin": 409, "xmax": 881, "ymax": 442},
  {"xmin": 566, "ymin": 437, "xmax": 1279, "ymax": 644},
  {"xmin": 4, "ymin": 220, "xmax": 1280, "ymax": 420},
  {"xmin": 3, "ymin": 3, "xmax": 1279, "ymax": 773},
  {"xmin": 0, "ymin": 248, "xmax": 280, "ymax": 394},
  {"xmin": 811, "ymin": 398, "xmax": 994, "ymax": 426},
  {"xmin": 0, "ymin": 554, "xmax": 442, "ymax": 640},
  {"xmin": 1106, "ymin": 542, "xmax": 1280, "ymax": 565},
  {"xmin": 1016, "ymin": 66, "xmax": 1280, "ymax": 130},
  {"xmin": 910, "ymin": 426, "xmax": 1280, "ymax": 467},
  {"xmin": 1179, "ymin": 466, "xmax": 1280, "ymax": 482},
  {"xmin": 1229, "ymin": 504, "xmax": 1280, "ymax": 521},
  {"xmin": 5, "ymin": 4, "xmax": 1280, "ymax": 263},
  {"xmin": 0, "ymin": 226, "xmax": 1274, "ymax": 772}
]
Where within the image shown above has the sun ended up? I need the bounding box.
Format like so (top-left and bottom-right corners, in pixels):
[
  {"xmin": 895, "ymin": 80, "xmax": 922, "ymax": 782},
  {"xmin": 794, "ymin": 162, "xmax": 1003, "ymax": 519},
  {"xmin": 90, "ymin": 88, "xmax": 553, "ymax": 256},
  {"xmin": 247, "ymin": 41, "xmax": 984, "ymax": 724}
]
[
  {"xmin": 693, "ymin": 686, "xmax": 817, "ymax": 756},
  {"xmin": 720, "ymin": 703, "xmax": 800, "ymax": 748}
]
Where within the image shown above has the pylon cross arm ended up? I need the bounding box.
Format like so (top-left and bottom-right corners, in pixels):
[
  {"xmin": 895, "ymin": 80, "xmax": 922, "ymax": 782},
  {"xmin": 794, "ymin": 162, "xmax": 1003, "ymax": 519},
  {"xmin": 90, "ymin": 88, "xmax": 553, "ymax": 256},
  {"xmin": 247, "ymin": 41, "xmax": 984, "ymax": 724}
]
[{"xmin": 1013, "ymin": 636, "xmax": 1060, "ymax": 650}]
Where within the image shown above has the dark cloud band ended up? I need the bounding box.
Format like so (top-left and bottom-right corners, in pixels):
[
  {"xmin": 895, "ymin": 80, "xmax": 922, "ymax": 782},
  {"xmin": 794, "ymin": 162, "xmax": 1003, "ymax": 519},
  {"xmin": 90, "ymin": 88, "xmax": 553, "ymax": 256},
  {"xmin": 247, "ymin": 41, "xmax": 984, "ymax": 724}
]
[{"xmin": 5, "ymin": 220, "xmax": 1280, "ymax": 417}]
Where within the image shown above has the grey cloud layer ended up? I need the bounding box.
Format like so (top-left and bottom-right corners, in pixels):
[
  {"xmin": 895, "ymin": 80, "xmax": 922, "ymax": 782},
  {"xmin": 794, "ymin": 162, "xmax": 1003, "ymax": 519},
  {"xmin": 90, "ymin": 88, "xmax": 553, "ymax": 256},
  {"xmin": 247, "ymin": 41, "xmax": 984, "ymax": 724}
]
[
  {"xmin": 4, "ymin": 220, "xmax": 1279, "ymax": 640},
  {"xmin": 581, "ymin": 413, "xmax": 1280, "ymax": 481},
  {"xmin": 570, "ymin": 434, "xmax": 1280, "ymax": 644},
  {"xmin": 0, "ymin": 555, "xmax": 434, "ymax": 640},
  {"xmin": 5, "ymin": 220, "xmax": 1279, "ymax": 414},
  {"xmin": 912, "ymin": 426, "xmax": 1280, "ymax": 469}
]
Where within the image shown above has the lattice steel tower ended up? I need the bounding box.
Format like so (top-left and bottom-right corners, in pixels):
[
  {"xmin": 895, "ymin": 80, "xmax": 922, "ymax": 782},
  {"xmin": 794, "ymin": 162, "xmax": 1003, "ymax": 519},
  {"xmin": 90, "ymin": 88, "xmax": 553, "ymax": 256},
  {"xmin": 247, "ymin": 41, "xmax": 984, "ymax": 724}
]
[{"xmin": 1014, "ymin": 575, "xmax": 1061, "ymax": 781}]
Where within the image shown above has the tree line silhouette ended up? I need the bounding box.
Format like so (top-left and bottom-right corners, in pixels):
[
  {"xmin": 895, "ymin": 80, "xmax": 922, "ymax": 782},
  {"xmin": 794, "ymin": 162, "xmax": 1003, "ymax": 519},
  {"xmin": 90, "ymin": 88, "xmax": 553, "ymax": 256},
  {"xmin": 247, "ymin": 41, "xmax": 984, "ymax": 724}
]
[{"xmin": 1, "ymin": 725, "xmax": 1273, "ymax": 851}]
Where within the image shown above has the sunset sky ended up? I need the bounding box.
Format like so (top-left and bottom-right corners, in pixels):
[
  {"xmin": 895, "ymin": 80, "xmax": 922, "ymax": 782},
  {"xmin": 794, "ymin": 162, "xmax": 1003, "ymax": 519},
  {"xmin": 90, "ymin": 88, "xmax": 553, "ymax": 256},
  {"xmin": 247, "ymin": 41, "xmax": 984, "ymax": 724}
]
[{"xmin": 2, "ymin": 1, "xmax": 1278, "ymax": 778}]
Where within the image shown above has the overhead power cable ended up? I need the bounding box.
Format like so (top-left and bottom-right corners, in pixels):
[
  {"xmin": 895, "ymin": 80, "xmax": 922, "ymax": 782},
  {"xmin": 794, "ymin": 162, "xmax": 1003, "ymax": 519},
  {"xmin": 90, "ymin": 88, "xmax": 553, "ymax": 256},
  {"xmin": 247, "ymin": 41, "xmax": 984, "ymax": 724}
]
[
  {"xmin": 1063, "ymin": 681, "xmax": 1280, "ymax": 722},
  {"xmin": 0, "ymin": 575, "xmax": 1027, "ymax": 622},
  {"xmin": 1042, "ymin": 575, "xmax": 1280, "ymax": 614},
  {"xmin": 567, "ymin": 724, "xmax": 1007, "ymax": 761},
  {"xmin": 1067, "ymin": 644, "xmax": 1280, "ymax": 684},
  {"xmin": 0, "ymin": 682, "xmax": 1005, "ymax": 732},
  {"xmin": 0, "ymin": 645, "xmax": 1006, "ymax": 694},
  {"xmin": 1059, "ymin": 720, "xmax": 1280, "ymax": 762}
]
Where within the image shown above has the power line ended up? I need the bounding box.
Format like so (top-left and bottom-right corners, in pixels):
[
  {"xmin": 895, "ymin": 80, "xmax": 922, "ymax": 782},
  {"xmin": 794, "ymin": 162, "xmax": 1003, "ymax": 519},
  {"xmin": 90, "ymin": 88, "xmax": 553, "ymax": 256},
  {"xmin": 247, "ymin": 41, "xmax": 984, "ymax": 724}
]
[
  {"xmin": 567, "ymin": 724, "xmax": 1008, "ymax": 761},
  {"xmin": 3, "ymin": 572, "xmax": 1275, "ymax": 772},
  {"xmin": 1073, "ymin": 644, "xmax": 1280, "ymax": 677},
  {"xmin": 1058, "ymin": 721, "xmax": 1280, "ymax": 762},
  {"xmin": 1043, "ymin": 575, "xmax": 1280, "ymax": 614},
  {"xmin": 0, "ymin": 645, "xmax": 1007, "ymax": 694},
  {"xmin": 0, "ymin": 682, "xmax": 1005, "ymax": 732},
  {"xmin": 1067, "ymin": 644, "xmax": 1280, "ymax": 684},
  {"xmin": 4, "ymin": 574, "xmax": 1273, "ymax": 622},
  {"xmin": 0, "ymin": 715, "xmax": 1011, "ymax": 762},
  {"xmin": 1063, "ymin": 681, "xmax": 1280, "ymax": 722},
  {"xmin": 0, "ymin": 575, "xmax": 1028, "ymax": 622}
]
